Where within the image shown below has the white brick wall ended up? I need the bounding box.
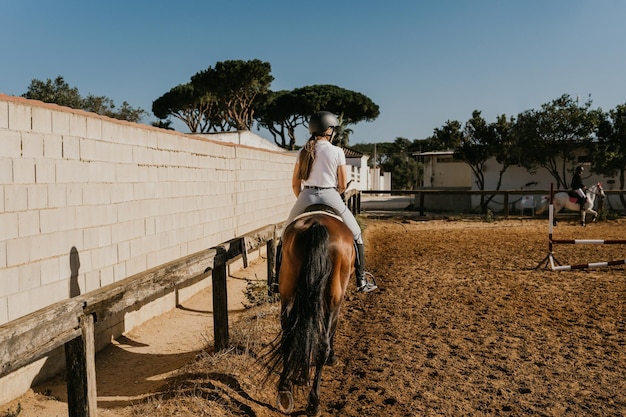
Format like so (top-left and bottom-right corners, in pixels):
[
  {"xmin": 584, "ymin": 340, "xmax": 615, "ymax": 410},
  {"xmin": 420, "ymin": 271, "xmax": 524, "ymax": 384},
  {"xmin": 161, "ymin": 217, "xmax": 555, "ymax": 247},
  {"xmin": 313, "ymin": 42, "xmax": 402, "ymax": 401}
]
[
  {"xmin": 1, "ymin": 95, "xmax": 294, "ymax": 326},
  {"xmin": 0, "ymin": 94, "xmax": 295, "ymax": 406}
]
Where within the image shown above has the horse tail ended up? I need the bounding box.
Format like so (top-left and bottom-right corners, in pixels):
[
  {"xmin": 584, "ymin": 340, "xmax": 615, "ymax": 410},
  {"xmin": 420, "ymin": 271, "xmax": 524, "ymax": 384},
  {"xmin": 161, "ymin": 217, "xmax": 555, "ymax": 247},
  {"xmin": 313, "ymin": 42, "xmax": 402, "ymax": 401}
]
[{"xmin": 282, "ymin": 221, "xmax": 332, "ymax": 385}]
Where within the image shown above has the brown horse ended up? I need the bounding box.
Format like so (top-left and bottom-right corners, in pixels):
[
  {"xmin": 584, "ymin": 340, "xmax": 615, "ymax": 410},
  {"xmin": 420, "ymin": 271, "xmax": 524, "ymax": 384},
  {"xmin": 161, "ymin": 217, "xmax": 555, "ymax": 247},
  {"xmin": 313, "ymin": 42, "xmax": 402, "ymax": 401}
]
[{"xmin": 268, "ymin": 210, "xmax": 354, "ymax": 416}]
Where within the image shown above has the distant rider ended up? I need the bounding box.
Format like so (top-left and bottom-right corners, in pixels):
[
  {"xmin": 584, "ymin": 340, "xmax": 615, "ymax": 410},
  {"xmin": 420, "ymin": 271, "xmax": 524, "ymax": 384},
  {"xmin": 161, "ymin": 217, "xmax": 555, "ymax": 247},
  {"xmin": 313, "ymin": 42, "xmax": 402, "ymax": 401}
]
[{"xmin": 570, "ymin": 165, "xmax": 588, "ymax": 214}]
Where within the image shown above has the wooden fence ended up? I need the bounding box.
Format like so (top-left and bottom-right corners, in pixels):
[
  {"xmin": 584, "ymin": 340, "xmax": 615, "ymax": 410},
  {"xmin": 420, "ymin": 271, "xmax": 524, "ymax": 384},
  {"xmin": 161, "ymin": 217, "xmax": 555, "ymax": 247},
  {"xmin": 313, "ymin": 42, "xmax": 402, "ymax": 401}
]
[
  {"xmin": 0, "ymin": 223, "xmax": 279, "ymax": 417},
  {"xmin": 360, "ymin": 189, "xmax": 626, "ymax": 216}
]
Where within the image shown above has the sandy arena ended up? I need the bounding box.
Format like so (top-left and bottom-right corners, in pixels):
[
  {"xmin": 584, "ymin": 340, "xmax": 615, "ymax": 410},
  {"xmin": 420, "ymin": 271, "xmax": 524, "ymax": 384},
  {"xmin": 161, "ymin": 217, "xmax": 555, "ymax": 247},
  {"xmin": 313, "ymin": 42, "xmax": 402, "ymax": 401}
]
[{"xmin": 3, "ymin": 216, "xmax": 626, "ymax": 416}]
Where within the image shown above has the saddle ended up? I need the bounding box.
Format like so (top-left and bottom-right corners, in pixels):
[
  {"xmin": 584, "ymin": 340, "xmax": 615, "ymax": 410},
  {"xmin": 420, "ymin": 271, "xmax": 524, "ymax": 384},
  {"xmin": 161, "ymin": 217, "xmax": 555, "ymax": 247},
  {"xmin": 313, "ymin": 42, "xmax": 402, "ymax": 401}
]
[
  {"xmin": 568, "ymin": 191, "xmax": 585, "ymax": 205},
  {"xmin": 293, "ymin": 204, "xmax": 343, "ymax": 223}
]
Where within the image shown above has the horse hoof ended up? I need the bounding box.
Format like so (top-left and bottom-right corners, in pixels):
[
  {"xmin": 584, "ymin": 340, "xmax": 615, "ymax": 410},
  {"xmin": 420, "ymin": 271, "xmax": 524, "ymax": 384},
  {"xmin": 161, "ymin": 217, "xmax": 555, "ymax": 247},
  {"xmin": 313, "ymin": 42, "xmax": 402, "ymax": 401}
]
[
  {"xmin": 306, "ymin": 402, "xmax": 322, "ymax": 417},
  {"xmin": 276, "ymin": 391, "xmax": 294, "ymax": 414},
  {"xmin": 326, "ymin": 354, "xmax": 338, "ymax": 366}
]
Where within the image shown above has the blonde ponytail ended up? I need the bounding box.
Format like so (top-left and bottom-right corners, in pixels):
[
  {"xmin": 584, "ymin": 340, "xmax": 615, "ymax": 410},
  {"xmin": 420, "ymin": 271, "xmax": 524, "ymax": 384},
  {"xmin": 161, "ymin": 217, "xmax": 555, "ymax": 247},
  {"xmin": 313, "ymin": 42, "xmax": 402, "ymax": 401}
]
[{"xmin": 297, "ymin": 137, "xmax": 316, "ymax": 180}]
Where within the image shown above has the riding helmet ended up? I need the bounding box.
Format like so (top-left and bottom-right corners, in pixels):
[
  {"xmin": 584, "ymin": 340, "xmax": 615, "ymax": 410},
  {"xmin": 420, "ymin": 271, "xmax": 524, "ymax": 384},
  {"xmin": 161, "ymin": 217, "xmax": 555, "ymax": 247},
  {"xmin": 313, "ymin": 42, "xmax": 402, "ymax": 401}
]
[
  {"xmin": 576, "ymin": 165, "xmax": 584, "ymax": 173},
  {"xmin": 308, "ymin": 111, "xmax": 339, "ymax": 135}
]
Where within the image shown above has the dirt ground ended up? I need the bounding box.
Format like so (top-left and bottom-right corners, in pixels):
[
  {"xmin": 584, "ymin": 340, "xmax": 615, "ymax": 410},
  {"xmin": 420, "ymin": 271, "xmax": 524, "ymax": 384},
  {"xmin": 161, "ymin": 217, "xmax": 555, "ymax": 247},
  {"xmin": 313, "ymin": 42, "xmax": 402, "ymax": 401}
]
[{"xmin": 3, "ymin": 215, "xmax": 626, "ymax": 417}]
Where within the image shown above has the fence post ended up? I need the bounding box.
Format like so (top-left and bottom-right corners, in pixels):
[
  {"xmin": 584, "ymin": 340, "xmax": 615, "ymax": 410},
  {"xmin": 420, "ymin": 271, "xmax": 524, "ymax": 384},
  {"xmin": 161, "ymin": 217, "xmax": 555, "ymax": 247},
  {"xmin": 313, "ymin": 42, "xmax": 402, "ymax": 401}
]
[
  {"xmin": 65, "ymin": 313, "xmax": 97, "ymax": 417},
  {"xmin": 212, "ymin": 246, "xmax": 229, "ymax": 351},
  {"xmin": 504, "ymin": 192, "xmax": 509, "ymax": 216}
]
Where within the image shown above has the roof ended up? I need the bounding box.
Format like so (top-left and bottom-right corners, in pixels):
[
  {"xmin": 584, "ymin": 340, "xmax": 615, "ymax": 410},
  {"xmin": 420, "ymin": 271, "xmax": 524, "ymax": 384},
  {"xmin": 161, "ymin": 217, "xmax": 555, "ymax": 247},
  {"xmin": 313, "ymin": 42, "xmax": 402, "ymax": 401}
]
[{"xmin": 341, "ymin": 146, "xmax": 366, "ymax": 158}]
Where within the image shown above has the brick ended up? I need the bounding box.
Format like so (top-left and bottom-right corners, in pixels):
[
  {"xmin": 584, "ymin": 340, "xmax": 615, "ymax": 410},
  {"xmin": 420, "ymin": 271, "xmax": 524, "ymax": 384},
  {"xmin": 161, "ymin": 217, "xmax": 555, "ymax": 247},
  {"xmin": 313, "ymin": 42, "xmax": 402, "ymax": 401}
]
[
  {"xmin": 47, "ymin": 184, "xmax": 67, "ymax": 208},
  {"xmin": 69, "ymin": 113, "xmax": 87, "ymax": 137},
  {"xmin": 0, "ymin": 100, "xmax": 8, "ymax": 129},
  {"xmin": 51, "ymin": 111, "xmax": 70, "ymax": 135},
  {"xmin": 31, "ymin": 107, "xmax": 52, "ymax": 134},
  {"xmin": 43, "ymin": 135, "xmax": 63, "ymax": 159},
  {"xmin": 0, "ymin": 297, "xmax": 7, "ymax": 325},
  {"xmin": 99, "ymin": 266, "xmax": 114, "ymax": 287},
  {"xmin": 0, "ymin": 130, "xmax": 22, "ymax": 158},
  {"xmin": 0, "ymin": 212, "xmax": 18, "ymax": 240},
  {"xmin": 18, "ymin": 210, "xmax": 39, "ymax": 237},
  {"xmin": 85, "ymin": 116, "xmax": 102, "ymax": 139},
  {"xmin": 4, "ymin": 185, "xmax": 27, "ymax": 211},
  {"xmin": 88, "ymin": 161, "xmax": 116, "ymax": 183},
  {"xmin": 89, "ymin": 245, "xmax": 117, "ymax": 270},
  {"xmin": 0, "ymin": 158, "xmax": 12, "ymax": 183},
  {"xmin": 0, "ymin": 241, "xmax": 5, "ymax": 268},
  {"xmin": 27, "ymin": 184, "xmax": 48, "ymax": 209},
  {"xmin": 17, "ymin": 261, "xmax": 40, "ymax": 291},
  {"xmin": 113, "ymin": 262, "xmax": 126, "ymax": 282},
  {"xmin": 40, "ymin": 207, "xmax": 76, "ymax": 233},
  {"xmin": 21, "ymin": 132, "xmax": 44, "ymax": 158},
  {"xmin": 39, "ymin": 257, "xmax": 62, "ymax": 285},
  {"xmin": 66, "ymin": 184, "xmax": 82, "ymax": 206},
  {"xmin": 6, "ymin": 236, "xmax": 30, "ymax": 267},
  {"xmin": 85, "ymin": 270, "xmax": 100, "ymax": 292},
  {"xmin": 12, "ymin": 158, "xmax": 35, "ymax": 184},
  {"xmin": 0, "ymin": 266, "xmax": 18, "ymax": 296},
  {"xmin": 82, "ymin": 183, "xmax": 112, "ymax": 205},
  {"xmin": 7, "ymin": 101, "xmax": 32, "ymax": 131},
  {"xmin": 62, "ymin": 136, "xmax": 80, "ymax": 160},
  {"xmin": 35, "ymin": 158, "xmax": 56, "ymax": 184},
  {"xmin": 56, "ymin": 159, "xmax": 89, "ymax": 183}
]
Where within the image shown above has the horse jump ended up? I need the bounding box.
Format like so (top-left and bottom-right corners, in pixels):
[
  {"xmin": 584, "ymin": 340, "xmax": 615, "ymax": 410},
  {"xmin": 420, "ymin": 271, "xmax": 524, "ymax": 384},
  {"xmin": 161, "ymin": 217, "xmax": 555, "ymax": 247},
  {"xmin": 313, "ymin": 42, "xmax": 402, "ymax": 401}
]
[{"xmin": 537, "ymin": 183, "xmax": 626, "ymax": 271}]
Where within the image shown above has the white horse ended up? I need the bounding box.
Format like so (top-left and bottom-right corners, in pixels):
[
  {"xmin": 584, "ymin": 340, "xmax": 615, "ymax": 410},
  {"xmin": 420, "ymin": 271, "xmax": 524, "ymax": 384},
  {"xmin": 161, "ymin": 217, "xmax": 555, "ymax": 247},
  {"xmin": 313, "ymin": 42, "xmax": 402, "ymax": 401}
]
[{"xmin": 536, "ymin": 183, "xmax": 605, "ymax": 226}]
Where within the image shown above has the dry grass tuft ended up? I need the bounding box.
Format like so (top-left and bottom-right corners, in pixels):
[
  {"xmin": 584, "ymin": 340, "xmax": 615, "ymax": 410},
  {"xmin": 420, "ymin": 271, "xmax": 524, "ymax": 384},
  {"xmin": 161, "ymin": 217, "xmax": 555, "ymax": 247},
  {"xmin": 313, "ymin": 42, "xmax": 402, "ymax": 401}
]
[{"xmin": 128, "ymin": 302, "xmax": 281, "ymax": 417}]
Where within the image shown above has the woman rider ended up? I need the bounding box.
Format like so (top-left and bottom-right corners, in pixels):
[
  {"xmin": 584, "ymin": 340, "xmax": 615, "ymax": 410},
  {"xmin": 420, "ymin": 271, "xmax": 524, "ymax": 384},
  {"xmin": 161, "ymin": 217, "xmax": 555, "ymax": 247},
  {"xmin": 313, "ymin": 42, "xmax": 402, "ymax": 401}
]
[
  {"xmin": 571, "ymin": 165, "xmax": 588, "ymax": 213},
  {"xmin": 283, "ymin": 111, "xmax": 377, "ymax": 293}
]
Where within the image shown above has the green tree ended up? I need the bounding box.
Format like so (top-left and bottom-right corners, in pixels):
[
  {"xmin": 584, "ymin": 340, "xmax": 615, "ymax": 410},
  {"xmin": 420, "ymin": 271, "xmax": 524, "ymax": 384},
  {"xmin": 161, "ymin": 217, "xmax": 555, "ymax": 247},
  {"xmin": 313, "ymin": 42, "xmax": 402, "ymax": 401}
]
[
  {"xmin": 333, "ymin": 114, "xmax": 353, "ymax": 148},
  {"xmin": 23, "ymin": 76, "xmax": 146, "ymax": 122},
  {"xmin": 191, "ymin": 59, "xmax": 274, "ymax": 131},
  {"xmin": 152, "ymin": 83, "xmax": 222, "ymax": 132},
  {"xmin": 23, "ymin": 76, "xmax": 82, "ymax": 108},
  {"xmin": 595, "ymin": 103, "xmax": 626, "ymax": 208},
  {"xmin": 515, "ymin": 94, "xmax": 600, "ymax": 188},
  {"xmin": 457, "ymin": 111, "xmax": 494, "ymax": 192},
  {"xmin": 431, "ymin": 120, "xmax": 463, "ymax": 150},
  {"xmin": 380, "ymin": 137, "xmax": 417, "ymax": 189},
  {"xmin": 491, "ymin": 114, "xmax": 519, "ymax": 190},
  {"xmin": 255, "ymin": 84, "xmax": 380, "ymax": 149},
  {"xmin": 254, "ymin": 89, "xmax": 309, "ymax": 149}
]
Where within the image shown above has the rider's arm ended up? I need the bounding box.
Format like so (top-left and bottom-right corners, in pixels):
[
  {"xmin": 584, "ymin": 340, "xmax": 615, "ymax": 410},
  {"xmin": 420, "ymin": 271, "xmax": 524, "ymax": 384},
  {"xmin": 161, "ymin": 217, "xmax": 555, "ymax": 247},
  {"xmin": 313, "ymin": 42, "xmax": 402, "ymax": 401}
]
[
  {"xmin": 336, "ymin": 164, "xmax": 347, "ymax": 194},
  {"xmin": 291, "ymin": 161, "xmax": 302, "ymax": 197}
]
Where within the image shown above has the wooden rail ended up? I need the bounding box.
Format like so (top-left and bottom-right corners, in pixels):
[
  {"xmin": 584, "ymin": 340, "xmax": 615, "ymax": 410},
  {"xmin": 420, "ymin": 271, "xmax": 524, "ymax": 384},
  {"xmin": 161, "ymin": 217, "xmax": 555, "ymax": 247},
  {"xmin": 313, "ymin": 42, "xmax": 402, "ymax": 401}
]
[
  {"xmin": 360, "ymin": 189, "xmax": 626, "ymax": 216},
  {"xmin": 0, "ymin": 223, "xmax": 279, "ymax": 417}
]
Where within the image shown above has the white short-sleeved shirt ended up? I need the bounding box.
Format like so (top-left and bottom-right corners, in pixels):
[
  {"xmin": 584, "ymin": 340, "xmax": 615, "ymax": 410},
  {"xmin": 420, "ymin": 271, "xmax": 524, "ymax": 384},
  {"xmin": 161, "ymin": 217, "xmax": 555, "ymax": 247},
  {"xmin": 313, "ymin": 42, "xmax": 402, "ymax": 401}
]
[{"xmin": 301, "ymin": 140, "xmax": 346, "ymax": 188}]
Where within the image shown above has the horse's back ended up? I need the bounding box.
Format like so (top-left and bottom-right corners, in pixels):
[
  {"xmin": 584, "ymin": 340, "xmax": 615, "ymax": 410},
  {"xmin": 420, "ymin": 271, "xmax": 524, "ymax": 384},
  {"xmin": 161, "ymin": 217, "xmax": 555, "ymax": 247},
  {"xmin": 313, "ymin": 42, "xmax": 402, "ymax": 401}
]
[{"xmin": 287, "ymin": 212, "xmax": 353, "ymax": 244}]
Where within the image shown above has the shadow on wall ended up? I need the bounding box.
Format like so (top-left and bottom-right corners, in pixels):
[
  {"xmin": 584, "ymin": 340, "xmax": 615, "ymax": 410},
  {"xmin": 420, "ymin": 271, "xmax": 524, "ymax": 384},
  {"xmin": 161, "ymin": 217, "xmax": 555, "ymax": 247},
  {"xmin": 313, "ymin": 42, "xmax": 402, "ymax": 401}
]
[{"xmin": 69, "ymin": 246, "xmax": 81, "ymax": 298}]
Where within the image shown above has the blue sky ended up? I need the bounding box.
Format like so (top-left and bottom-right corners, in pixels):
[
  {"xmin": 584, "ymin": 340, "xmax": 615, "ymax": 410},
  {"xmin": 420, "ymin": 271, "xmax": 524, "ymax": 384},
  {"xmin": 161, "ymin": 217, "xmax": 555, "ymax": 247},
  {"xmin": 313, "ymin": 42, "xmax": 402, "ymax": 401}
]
[{"xmin": 2, "ymin": 1, "xmax": 625, "ymax": 146}]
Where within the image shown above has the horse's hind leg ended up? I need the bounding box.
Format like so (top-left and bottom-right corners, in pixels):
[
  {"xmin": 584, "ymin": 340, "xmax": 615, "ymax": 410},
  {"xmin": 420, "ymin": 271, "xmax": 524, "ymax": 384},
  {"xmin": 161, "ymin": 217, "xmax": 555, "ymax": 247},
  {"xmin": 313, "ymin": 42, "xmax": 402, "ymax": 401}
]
[
  {"xmin": 305, "ymin": 361, "xmax": 326, "ymax": 416},
  {"xmin": 325, "ymin": 312, "xmax": 340, "ymax": 366},
  {"xmin": 306, "ymin": 338, "xmax": 330, "ymax": 416}
]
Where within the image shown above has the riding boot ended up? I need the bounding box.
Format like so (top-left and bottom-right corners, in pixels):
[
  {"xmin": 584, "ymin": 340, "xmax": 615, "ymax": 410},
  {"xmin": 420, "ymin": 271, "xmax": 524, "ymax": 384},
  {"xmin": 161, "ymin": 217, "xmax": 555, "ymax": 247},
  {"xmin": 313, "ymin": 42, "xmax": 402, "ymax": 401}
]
[{"xmin": 355, "ymin": 242, "xmax": 377, "ymax": 293}]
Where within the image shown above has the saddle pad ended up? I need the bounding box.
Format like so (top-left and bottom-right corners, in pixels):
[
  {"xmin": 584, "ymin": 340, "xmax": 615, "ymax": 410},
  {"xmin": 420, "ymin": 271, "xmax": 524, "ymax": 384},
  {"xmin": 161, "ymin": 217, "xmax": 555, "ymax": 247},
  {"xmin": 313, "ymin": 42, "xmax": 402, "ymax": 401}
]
[{"xmin": 293, "ymin": 210, "xmax": 343, "ymax": 223}]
